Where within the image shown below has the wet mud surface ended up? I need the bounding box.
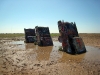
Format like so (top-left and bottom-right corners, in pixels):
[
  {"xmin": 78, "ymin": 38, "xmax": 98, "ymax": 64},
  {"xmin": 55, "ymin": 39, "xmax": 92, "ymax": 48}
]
[{"xmin": 0, "ymin": 40, "xmax": 100, "ymax": 75}]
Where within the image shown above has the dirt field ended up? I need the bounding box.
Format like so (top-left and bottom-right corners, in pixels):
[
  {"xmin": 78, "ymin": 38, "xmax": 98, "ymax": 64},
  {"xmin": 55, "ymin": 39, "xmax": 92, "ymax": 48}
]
[
  {"xmin": 0, "ymin": 33, "xmax": 100, "ymax": 75},
  {"xmin": 79, "ymin": 33, "xmax": 100, "ymax": 48}
]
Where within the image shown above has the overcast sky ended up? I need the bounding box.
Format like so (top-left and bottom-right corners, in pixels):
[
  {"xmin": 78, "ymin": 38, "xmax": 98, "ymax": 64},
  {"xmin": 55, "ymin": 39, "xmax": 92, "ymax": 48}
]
[{"xmin": 0, "ymin": 0, "xmax": 100, "ymax": 33}]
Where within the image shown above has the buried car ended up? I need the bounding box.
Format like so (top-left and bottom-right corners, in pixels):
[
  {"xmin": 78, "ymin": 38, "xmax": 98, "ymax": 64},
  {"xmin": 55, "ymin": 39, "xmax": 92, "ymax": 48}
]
[
  {"xmin": 35, "ymin": 26, "xmax": 53, "ymax": 46},
  {"xmin": 24, "ymin": 28, "xmax": 36, "ymax": 43},
  {"xmin": 58, "ymin": 20, "xmax": 86, "ymax": 54}
]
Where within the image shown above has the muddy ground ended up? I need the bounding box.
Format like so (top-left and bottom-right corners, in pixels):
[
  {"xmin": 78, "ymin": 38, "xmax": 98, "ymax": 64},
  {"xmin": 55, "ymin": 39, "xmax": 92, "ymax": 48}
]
[{"xmin": 0, "ymin": 35, "xmax": 100, "ymax": 75}]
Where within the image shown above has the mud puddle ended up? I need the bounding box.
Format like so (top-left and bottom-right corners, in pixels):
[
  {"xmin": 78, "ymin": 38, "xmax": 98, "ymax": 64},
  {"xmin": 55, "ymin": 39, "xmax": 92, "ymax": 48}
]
[{"xmin": 0, "ymin": 40, "xmax": 100, "ymax": 75}]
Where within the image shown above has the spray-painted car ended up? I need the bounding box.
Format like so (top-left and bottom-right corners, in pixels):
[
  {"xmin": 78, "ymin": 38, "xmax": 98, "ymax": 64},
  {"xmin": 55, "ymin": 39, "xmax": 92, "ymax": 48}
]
[
  {"xmin": 24, "ymin": 28, "xmax": 36, "ymax": 43},
  {"xmin": 35, "ymin": 26, "xmax": 53, "ymax": 46},
  {"xmin": 58, "ymin": 20, "xmax": 86, "ymax": 54}
]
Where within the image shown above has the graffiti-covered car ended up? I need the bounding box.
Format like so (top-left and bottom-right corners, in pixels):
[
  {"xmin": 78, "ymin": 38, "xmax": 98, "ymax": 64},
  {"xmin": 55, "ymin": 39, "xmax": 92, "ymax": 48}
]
[
  {"xmin": 58, "ymin": 20, "xmax": 86, "ymax": 54},
  {"xmin": 24, "ymin": 28, "xmax": 36, "ymax": 43},
  {"xmin": 35, "ymin": 26, "xmax": 53, "ymax": 46}
]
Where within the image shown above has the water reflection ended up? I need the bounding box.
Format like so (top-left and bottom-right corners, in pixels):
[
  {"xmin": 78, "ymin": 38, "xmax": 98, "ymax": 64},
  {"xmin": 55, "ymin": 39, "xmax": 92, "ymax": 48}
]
[
  {"xmin": 11, "ymin": 41, "xmax": 24, "ymax": 44},
  {"xmin": 58, "ymin": 52, "xmax": 86, "ymax": 63},
  {"xmin": 84, "ymin": 46, "xmax": 100, "ymax": 61},
  {"xmin": 9, "ymin": 41, "xmax": 100, "ymax": 63},
  {"xmin": 36, "ymin": 46, "xmax": 53, "ymax": 61},
  {"xmin": 25, "ymin": 41, "xmax": 62, "ymax": 61},
  {"xmin": 25, "ymin": 43, "xmax": 35, "ymax": 50},
  {"xmin": 49, "ymin": 41, "xmax": 63, "ymax": 61}
]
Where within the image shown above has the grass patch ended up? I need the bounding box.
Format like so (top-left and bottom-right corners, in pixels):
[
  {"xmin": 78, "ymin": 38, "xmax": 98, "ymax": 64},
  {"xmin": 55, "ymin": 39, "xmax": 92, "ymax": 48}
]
[
  {"xmin": 1, "ymin": 33, "xmax": 100, "ymax": 38},
  {"xmin": 0, "ymin": 33, "xmax": 59, "ymax": 38},
  {"xmin": 0, "ymin": 33, "xmax": 24, "ymax": 38},
  {"xmin": 50, "ymin": 33, "xmax": 59, "ymax": 37}
]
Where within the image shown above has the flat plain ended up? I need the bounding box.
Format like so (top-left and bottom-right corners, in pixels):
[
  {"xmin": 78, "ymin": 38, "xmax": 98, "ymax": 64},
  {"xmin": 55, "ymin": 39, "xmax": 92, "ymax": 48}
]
[{"xmin": 0, "ymin": 33, "xmax": 100, "ymax": 75}]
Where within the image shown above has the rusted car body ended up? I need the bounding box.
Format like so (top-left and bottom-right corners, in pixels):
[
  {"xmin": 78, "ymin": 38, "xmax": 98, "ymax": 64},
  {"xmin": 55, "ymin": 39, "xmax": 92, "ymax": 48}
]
[
  {"xmin": 24, "ymin": 28, "xmax": 36, "ymax": 43},
  {"xmin": 58, "ymin": 20, "xmax": 86, "ymax": 54},
  {"xmin": 35, "ymin": 26, "xmax": 53, "ymax": 46}
]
